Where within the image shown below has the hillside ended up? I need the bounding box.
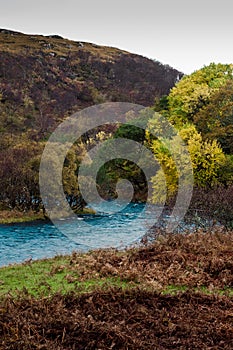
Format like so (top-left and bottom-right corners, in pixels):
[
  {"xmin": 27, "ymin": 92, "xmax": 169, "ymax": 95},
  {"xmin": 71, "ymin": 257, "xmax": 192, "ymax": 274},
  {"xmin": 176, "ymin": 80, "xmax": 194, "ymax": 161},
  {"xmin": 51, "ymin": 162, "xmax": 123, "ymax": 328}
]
[
  {"xmin": 0, "ymin": 28, "xmax": 182, "ymax": 139},
  {"xmin": 0, "ymin": 28, "xmax": 183, "ymax": 215}
]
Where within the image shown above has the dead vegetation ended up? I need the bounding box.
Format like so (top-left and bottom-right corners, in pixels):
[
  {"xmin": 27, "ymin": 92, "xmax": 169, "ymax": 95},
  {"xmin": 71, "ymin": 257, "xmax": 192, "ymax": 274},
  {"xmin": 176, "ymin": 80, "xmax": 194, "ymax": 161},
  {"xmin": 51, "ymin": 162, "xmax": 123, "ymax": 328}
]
[
  {"xmin": 1, "ymin": 231, "xmax": 233, "ymax": 349},
  {"xmin": 67, "ymin": 230, "xmax": 233, "ymax": 290},
  {"xmin": 1, "ymin": 289, "xmax": 233, "ymax": 349}
]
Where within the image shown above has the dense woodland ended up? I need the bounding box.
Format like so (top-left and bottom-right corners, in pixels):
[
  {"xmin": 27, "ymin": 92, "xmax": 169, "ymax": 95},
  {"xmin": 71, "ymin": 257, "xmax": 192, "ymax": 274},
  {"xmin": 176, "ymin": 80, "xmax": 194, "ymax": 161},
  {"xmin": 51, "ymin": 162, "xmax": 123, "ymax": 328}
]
[{"xmin": 0, "ymin": 30, "xmax": 233, "ymax": 227}]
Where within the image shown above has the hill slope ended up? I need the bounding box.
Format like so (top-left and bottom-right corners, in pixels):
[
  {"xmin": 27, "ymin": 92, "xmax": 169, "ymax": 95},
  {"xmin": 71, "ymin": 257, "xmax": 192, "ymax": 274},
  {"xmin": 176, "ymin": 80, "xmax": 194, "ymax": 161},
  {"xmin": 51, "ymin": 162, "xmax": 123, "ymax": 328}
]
[{"xmin": 0, "ymin": 28, "xmax": 182, "ymax": 138}]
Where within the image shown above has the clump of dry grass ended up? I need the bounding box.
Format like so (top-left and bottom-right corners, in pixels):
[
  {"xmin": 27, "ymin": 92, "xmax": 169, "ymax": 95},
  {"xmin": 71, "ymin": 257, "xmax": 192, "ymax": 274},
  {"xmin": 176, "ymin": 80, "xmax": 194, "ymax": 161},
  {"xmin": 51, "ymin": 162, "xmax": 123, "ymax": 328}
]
[{"xmin": 68, "ymin": 230, "xmax": 233, "ymax": 290}]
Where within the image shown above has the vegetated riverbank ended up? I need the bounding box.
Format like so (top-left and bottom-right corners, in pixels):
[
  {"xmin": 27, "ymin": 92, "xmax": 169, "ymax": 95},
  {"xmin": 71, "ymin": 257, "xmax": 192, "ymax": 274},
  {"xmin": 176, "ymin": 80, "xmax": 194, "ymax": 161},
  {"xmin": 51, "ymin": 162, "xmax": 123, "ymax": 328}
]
[
  {"xmin": 0, "ymin": 230, "xmax": 233, "ymax": 349},
  {"xmin": 0, "ymin": 207, "xmax": 97, "ymax": 224},
  {"xmin": 0, "ymin": 210, "xmax": 46, "ymax": 224}
]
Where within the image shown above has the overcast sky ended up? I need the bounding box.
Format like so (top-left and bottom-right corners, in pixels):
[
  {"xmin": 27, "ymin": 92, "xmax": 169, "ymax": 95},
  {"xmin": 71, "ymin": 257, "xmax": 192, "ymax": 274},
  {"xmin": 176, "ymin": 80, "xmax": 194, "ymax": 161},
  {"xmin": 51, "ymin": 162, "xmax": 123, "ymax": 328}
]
[{"xmin": 0, "ymin": 0, "xmax": 232, "ymax": 74}]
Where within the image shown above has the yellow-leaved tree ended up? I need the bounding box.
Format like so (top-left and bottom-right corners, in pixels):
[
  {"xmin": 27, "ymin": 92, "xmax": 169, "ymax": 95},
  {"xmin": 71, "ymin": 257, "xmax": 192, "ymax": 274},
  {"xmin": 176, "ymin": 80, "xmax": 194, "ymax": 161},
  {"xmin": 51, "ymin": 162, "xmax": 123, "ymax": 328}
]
[{"xmin": 147, "ymin": 118, "xmax": 226, "ymax": 204}]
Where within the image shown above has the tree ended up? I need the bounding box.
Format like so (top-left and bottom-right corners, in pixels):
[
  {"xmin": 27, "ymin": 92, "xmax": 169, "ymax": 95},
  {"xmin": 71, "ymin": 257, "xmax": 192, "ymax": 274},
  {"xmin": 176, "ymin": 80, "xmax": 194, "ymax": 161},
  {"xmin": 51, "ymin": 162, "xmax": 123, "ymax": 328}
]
[
  {"xmin": 148, "ymin": 120, "xmax": 226, "ymax": 203},
  {"xmin": 0, "ymin": 139, "xmax": 43, "ymax": 211},
  {"xmin": 179, "ymin": 125, "xmax": 225, "ymax": 187},
  {"xmin": 194, "ymin": 79, "xmax": 233, "ymax": 154},
  {"xmin": 167, "ymin": 63, "xmax": 233, "ymax": 125}
]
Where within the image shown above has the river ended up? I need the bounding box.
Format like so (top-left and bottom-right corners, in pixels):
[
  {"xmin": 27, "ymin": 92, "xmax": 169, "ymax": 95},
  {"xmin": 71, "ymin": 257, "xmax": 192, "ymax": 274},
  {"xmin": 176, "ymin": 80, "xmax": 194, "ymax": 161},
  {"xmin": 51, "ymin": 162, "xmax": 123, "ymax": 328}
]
[
  {"xmin": 0, "ymin": 202, "xmax": 165, "ymax": 267},
  {"xmin": 0, "ymin": 201, "xmax": 207, "ymax": 267}
]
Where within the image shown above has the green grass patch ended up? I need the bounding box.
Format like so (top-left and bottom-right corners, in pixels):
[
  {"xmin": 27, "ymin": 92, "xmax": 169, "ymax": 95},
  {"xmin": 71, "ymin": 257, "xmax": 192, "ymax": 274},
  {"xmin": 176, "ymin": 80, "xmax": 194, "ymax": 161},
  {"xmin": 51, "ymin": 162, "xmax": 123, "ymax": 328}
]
[
  {"xmin": 161, "ymin": 285, "xmax": 188, "ymax": 295},
  {"xmin": 0, "ymin": 256, "xmax": 131, "ymax": 298},
  {"xmin": 0, "ymin": 256, "xmax": 68, "ymax": 297}
]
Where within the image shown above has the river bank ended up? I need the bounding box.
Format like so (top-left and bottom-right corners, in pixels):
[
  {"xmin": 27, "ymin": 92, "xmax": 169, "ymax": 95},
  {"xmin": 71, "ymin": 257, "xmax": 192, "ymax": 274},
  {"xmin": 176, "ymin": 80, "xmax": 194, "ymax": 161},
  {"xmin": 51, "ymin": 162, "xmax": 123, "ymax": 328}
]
[
  {"xmin": 0, "ymin": 207, "xmax": 97, "ymax": 225},
  {"xmin": 1, "ymin": 230, "xmax": 232, "ymax": 349},
  {"xmin": 0, "ymin": 210, "xmax": 46, "ymax": 224}
]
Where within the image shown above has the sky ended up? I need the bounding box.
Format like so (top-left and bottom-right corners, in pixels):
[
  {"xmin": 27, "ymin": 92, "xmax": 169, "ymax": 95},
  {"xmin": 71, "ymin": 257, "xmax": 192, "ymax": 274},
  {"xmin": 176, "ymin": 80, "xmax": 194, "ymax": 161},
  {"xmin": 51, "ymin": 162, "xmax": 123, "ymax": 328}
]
[{"xmin": 0, "ymin": 0, "xmax": 233, "ymax": 74}]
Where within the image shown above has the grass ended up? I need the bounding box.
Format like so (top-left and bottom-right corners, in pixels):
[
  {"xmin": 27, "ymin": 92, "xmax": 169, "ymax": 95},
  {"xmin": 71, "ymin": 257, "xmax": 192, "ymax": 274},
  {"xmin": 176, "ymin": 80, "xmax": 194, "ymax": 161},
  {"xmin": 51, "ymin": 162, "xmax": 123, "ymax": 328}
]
[
  {"xmin": 0, "ymin": 255, "xmax": 131, "ymax": 298},
  {"xmin": 0, "ymin": 256, "xmax": 68, "ymax": 297}
]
